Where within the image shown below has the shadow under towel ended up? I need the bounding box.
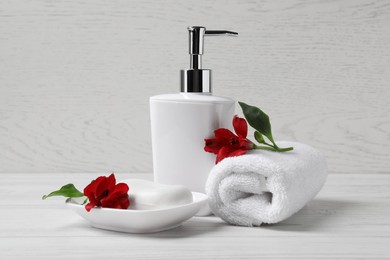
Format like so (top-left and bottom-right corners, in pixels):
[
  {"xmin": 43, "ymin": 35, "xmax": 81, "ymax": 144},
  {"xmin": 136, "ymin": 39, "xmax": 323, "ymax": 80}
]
[{"xmin": 205, "ymin": 141, "xmax": 327, "ymax": 227}]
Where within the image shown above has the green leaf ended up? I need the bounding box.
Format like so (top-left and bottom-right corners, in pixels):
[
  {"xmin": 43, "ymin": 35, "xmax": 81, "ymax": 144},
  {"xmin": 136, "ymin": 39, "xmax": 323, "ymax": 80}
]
[
  {"xmin": 254, "ymin": 131, "xmax": 265, "ymax": 144},
  {"xmin": 42, "ymin": 184, "xmax": 84, "ymax": 200},
  {"xmin": 239, "ymin": 101, "xmax": 276, "ymax": 146}
]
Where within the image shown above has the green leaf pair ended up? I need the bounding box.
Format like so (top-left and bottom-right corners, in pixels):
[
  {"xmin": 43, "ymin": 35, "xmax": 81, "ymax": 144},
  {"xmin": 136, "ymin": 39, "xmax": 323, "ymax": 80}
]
[{"xmin": 239, "ymin": 101, "xmax": 293, "ymax": 152}]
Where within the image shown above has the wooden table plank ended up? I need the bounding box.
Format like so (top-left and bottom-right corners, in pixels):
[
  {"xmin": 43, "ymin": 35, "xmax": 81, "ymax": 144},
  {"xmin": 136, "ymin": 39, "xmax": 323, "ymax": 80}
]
[{"xmin": 0, "ymin": 173, "xmax": 389, "ymax": 259}]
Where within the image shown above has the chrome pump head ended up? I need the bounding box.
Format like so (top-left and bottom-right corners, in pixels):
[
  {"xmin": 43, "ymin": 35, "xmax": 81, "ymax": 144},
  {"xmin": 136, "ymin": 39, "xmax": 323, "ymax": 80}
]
[{"xmin": 180, "ymin": 26, "xmax": 238, "ymax": 93}]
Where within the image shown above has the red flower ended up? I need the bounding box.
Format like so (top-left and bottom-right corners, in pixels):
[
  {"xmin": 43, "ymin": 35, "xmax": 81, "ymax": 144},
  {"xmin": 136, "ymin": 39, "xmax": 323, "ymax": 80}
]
[
  {"xmin": 83, "ymin": 173, "xmax": 130, "ymax": 212},
  {"xmin": 204, "ymin": 115, "xmax": 254, "ymax": 164}
]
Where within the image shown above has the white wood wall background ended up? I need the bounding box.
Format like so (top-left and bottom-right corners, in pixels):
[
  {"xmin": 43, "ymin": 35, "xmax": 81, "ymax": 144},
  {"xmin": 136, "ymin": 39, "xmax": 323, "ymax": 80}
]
[{"xmin": 0, "ymin": 0, "xmax": 389, "ymax": 174}]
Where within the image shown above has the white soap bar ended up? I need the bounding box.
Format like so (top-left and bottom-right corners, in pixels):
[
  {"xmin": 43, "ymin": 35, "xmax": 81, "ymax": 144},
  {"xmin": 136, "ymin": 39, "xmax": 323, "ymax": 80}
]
[{"xmin": 120, "ymin": 179, "xmax": 193, "ymax": 210}]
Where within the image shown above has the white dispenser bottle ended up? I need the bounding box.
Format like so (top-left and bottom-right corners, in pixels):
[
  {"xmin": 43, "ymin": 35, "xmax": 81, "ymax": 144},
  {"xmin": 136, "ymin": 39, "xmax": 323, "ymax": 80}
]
[{"xmin": 150, "ymin": 26, "xmax": 237, "ymax": 194}]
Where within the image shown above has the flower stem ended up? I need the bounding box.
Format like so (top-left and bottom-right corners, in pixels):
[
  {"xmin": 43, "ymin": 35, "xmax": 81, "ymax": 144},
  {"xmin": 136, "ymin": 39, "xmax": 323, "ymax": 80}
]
[
  {"xmin": 260, "ymin": 141, "xmax": 274, "ymax": 148},
  {"xmin": 275, "ymin": 146, "xmax": 294, "ymax": 152},
  {"xmin": 253, "ymin": 145, "xmax": 278, "ymax": 151},
  {"xmin": 253, "ymin": 145, "xmax": 294, "ymax": 152}
]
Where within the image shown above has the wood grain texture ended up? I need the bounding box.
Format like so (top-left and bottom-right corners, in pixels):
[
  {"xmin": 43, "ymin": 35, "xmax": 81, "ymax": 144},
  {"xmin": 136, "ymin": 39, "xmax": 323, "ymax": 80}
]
[
  {"xmin": 0, "ymin": 0, "xmax": 389, "ymax": 173},
  {"xmin": 0, "ymin": 173, "xmax": 389, "ymax": 259}
]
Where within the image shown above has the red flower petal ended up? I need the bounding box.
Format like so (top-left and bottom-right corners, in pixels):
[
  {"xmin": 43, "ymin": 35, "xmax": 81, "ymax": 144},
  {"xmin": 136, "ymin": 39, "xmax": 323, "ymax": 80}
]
[
  {"xmin": 106, "ymin": 173, "xmax": 116, "ymax": 192},
  {"xmin": 113, "ymin": 183, "xmax": 129, "ymax": 193},
  {"xmin": 204, "ymin": 138, "xmax": 223, "ymax": 154},
  {"xmin": 214, "ymin": 128, "xmax": 236, "ymax": 142},
  {"xmin": 233, "ymin": 115, "xmax": 248, "ymax": 138},
  {"xmin": 86, "ymin": 176, "xmax": 105, "ymax": 196},
  {"xmin": 95, "ymin": 177, "xmax": 110, "ymax": 202},
  {"xmin": 100, "ymin": 182, "xmax": 129, "ymax": 209},
  {"xmin": 238, "ymin": 136, "xmax": 254, "ymax": 149},
  {"xmin": 84, "ymin": 178, "xmax": 99, "ymax": 197},
  {"xmin": 85, "ymin": 202, "xmax": 95, "ymax": 212},
  {"xmin": 103, "ymin": 196, "xmax": 129, "ymax": 209},
  {"xmin": 216, "ymin": 146, "xmax": 231, "ymax": 164},
  {"xmin": 101, "ymin": 190, "xmax": 129, "ymax": 209},
  {"xmin": 228, "ymin": 148, "xmax": 248, "ymax": 157}
]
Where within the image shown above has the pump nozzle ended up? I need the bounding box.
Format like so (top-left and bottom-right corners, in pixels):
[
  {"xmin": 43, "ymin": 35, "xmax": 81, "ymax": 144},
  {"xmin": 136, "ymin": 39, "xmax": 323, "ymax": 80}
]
[
  {"xmin": 188, "ymin": 26, "xmax": 238, "ymax": 69},
  {"xmin": 181, "ymin": 26, "xmax": 238, "ymax": 93}
]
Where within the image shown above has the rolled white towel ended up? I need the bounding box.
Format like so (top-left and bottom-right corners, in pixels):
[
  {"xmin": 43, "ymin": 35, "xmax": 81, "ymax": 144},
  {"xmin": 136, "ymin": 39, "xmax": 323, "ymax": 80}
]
[{"xmin": 205, "ymin": 141, "xmax": 327, "ymax": 226}]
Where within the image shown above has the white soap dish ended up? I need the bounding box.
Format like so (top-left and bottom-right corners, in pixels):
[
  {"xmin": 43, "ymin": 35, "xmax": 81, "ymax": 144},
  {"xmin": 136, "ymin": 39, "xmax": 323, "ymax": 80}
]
[{"xmin": 66, "ymin": 192, "xmax": 208, "ymax": 233}]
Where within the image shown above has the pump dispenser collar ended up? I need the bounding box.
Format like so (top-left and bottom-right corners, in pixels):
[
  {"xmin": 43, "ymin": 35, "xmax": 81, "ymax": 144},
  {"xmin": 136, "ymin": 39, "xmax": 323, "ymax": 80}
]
[{"xmin": 180, "ymin": 26, "xmax": 238, "ymax": 93}]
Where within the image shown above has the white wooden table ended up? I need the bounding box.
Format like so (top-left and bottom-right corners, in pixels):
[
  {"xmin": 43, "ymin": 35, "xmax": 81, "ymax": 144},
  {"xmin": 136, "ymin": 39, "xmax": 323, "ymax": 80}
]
[{"xmin": 1, "ymin": 173, "xmax": 389, "ymax": 259}]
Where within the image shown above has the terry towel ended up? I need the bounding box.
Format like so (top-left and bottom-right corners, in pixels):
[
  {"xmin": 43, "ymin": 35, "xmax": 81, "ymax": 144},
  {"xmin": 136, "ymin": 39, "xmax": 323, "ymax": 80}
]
[{"xmin": 205, "ymin": 141, "xmax": 327, "ymax": 226}]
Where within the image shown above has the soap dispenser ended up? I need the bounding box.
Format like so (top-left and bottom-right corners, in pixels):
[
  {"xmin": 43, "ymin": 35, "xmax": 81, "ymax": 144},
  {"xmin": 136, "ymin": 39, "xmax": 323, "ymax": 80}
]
[{"xmin": 150, "ymin": 26, "xmax": 237, "ymax": 194}]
